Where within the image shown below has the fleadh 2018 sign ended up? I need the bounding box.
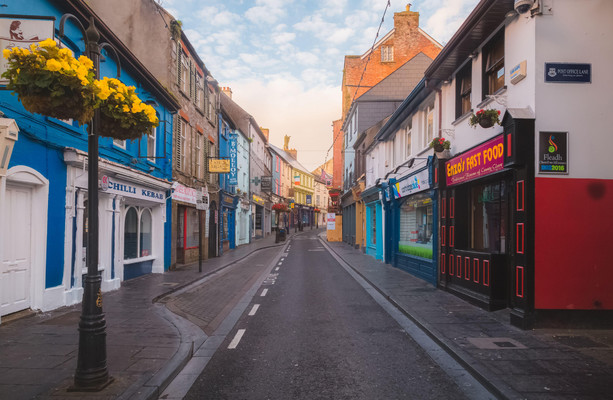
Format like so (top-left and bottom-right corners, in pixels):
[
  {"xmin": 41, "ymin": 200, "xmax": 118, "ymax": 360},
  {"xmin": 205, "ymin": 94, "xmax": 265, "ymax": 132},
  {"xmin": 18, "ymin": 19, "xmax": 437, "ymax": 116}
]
[{"xmin": 446, "ymin": 135, "xmax": 505, "ymax": 187}]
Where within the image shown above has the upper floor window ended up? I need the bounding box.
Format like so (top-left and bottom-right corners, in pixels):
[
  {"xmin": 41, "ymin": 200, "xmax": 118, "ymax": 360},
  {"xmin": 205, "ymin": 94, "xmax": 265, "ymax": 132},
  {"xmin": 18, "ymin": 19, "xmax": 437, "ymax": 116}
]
[
  {"xmin": 456, "ymin": 63, "xmax": 472, "ymax": 118},
  {"xmin": 483, "ymin": 32, "xmax": 505, "ymax": 96},
  {"xmin": 147, "ymin": 125, "xmax": 157, "ymax": 162},
  {"xmin": 406, "ymin": 122, "xmax": 412, "ymax": 158},
  {"xmin": 424, "ymin": 103, "xmax": 434, "ymax": 148},
  {"xmin": 181, "ymin": 56, "xmax": 189, "ymax": 94},
  {"xmin": 381, "ymin": 45, "xmax": 394, "ymax": 62}
]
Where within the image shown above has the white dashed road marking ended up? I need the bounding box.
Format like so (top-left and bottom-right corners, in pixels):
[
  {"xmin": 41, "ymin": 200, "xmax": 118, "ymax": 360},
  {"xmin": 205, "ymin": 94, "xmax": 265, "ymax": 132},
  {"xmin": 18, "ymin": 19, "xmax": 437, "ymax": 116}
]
[
  {"xmin": 261, "ymin": 288, "xmax": 268, "ymax": 297},
  {"xmin": 248, "ymin": 304, "xmax": 260, "ymax": 316},
  {"xmin": 228, "ymin": 329, "xmax": 246, "ymax": 349}
]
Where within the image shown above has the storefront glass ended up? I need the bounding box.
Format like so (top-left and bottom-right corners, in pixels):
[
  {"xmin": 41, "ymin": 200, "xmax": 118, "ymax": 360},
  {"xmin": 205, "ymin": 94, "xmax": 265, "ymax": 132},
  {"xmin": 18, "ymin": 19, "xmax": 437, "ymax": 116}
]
[
  {"xmin": 398, "ymin": 192, "xmax": 433, "ymax": 259},
  {"xmin": 125, "ymin": 207, "xmax": 138, "ymax": 259},
  {"xmin": 470, "ymin": 181, "xmax": 508, "ymax": 253},
  {"xmin": 185, "ymin": 208, "xmax": 199, "ymax": 248},
  {"xmin": 140, "ymin": 209, "xmax": 152, "ymax": 257}
]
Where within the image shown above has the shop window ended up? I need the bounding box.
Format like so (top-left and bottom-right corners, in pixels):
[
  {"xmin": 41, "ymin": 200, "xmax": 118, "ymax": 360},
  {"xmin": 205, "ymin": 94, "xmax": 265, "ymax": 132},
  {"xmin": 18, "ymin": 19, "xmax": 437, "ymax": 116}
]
[
  {"xmin": 124, "ymin": 206, "xmax": 153, "ymax": 260},
  {"xmin": 470, "ymin": 181, "xmax": 508, "ymax": 253},
  {"xmin": 398, "ymin": 192, "xmax": 433, "ymax": 259},
  {"xmin": 456, "ymin": 62, "xmax": 472, "ymax": 118},
  {"xmin": 178, "ymin": 207, "xmax": 199, "ymax": 249},
  {"xmin": 483, "ymin": 31, "xmax": 505, "ymax": 97},
  {"xmin": 371, "ymin": 206, "xmax": 376, "ymax": 245},
  {"xmin": 140, "ymin": 209, "xmax": 152, "ymax": 257}
]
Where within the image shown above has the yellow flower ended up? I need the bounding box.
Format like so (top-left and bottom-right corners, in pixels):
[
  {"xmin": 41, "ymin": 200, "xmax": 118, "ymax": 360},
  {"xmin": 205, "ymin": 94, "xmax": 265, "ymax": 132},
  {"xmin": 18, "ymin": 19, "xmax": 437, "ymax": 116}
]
[
  {"xmin": 19, "ymin": 48, "xmax": 30, "ymax": 56},
  {"xmin": 123, "ymin": 105, "xmax": 130, "ymax": 112},
  {"xmin": 60, "ymin": 61, "xmax": 71, "ymax": 71},
  {"xmin": 78, "ymin": 55, "xmax": 93, "ymax": 70},
  {"xmin": 45, "ymin": 59, "xmax": 62, "ymax": 72},
  {"xmin": 58, "ymin": 48, "xmax": 72, "ymax": 57},
  {"xmin": 2, "ymin": 48, "xmax": 10, "ymax": 59},
  {"xmin": 39, "ymin": 38, "xmax": 57, "ymax": 48},
  {"xmin": 30, "ymin": 44, "xmax": 37, "ymax": 52}
]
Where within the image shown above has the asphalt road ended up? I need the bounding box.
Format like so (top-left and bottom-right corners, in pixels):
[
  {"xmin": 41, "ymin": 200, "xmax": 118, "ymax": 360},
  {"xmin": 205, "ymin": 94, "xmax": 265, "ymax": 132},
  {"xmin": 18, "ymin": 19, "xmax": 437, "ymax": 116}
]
[{"xmin": 183, "ymin": 231, "xmax": 471, "ymax": 400}]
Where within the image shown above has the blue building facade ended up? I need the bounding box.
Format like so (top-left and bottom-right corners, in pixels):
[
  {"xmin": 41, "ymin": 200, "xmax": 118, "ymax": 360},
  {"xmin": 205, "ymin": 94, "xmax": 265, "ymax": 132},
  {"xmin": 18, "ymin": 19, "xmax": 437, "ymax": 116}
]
[
  {"xmin": 0, "ymin": 0, "xmax": 179, "ymax": 318},
  {"xmin": 218, "ymin": 114, "xmax": 238, "ymax": 252}
]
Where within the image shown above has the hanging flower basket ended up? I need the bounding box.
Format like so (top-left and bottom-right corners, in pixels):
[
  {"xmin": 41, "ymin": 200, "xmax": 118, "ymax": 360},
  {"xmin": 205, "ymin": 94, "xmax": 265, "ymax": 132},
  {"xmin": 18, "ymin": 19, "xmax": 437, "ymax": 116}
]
[
  {"xmin": 469, "ymin": 109, "xmax": 501, "ymax": 129},
  {"xmin": 313, "ymin": 208, "xmax": 321, "ymax": 213},
  {"xmin": 272, "ymin": 203, "xmax": 288, "ymax": 212},
  {"xmin": 429, "ymin": 137, "xmax": 451, "ymax": 153},
  {"xmin": 94, "ymin": 77, "xmax": 159, "ymax": 140},
  {"xmin": 2, "ymin": 38, "xmax": 97, "ymax": 124}
]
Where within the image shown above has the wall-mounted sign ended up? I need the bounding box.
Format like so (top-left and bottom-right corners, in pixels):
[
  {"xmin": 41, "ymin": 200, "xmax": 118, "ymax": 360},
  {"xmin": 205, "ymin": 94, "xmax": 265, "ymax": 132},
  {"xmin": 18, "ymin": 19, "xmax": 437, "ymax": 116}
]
[
  {"xmin": 101, "ymin": 175, "xmax": 166, "ymax": 203},
  {"xmin": 446, "ymin": 134, "xmax": 505, "ymax": 187},
  {"xmin": 228, "ymin": 134, "xmax": 238, "ymax": 185},
  {"xmin": 196, "ymin": 188, "xmax": 209, "ymax": 210},
  {"xmin": 261, "ymin": 176, "xmax": 272, "ymax": 192},
  {"xmin": 294, "ymin": 175, "xmax": 301, "ymax": 185},
  {"xmin": 1, "ymin": 17, "xmax": 55, "ymax": 85},
  {"xmin": 306, "ymin": 194, "xmax": 312, "ymax": 204},
  {"xmin": 208, "ymin": 158, "xmax": 230, "ymax": 173},
  {"xmin": 538, "ymin": 131, "xmax": 568, "ymax": 174},
  {"xmin": 392, "ymin": 169, "xmax": 430, "ymax": 199},
  {"xmin": 326, "ymin": 213, "xmax": 336, "ymax": 230},
  {"xmin": 510, "ymin": 60, "xmax": 527, "ymax": 84},
  {"xmin": 545, "ymin": 63, "xmax": 591, "ymax": 83},
  {"xmin": 171, "ymin": 182, "xmax": 198, "ymax": 204},
  {"xmin": 252, "ymin": 194, "xmax": 265, "ymax": 206}
]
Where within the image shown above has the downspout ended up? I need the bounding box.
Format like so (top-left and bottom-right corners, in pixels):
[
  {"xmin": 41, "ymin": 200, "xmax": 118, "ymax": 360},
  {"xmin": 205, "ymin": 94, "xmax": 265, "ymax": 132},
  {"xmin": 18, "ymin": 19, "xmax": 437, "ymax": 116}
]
[{"xmin": 436, "ymin": 86, "xmax": 443, "ymax": 139}]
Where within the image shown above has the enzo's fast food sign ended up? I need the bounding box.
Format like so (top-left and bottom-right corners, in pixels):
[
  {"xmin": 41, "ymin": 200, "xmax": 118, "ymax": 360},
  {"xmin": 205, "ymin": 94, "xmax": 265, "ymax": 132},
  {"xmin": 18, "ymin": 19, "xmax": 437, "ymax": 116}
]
[{"xmin": 446, "ymin": 135, "xmax": 505, "ymax": 186}]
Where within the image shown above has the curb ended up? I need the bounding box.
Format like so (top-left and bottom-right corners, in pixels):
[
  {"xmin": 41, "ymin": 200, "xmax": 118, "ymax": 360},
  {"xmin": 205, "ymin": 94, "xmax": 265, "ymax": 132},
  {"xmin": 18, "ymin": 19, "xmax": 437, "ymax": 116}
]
[{"xmin": 321, "ymin": 239, "xmax": 521, "ymax": 400}]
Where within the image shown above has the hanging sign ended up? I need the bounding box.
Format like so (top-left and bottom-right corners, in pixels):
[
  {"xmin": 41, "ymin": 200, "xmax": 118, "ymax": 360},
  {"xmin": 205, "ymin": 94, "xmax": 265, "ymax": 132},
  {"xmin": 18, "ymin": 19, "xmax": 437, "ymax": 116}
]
[
  {"xmin": 446, "ymin": 135, "xmax": 505, "ymax": 187},
  {"xmin": 306, "ymin": 194, "xmax": 312, "ymax": 204},
  {"xmin": 228, "ymin": 134, "xmax": 238, "ymax": 185},
  {"xmin": 261, "ymin": 176, "xmax": 272, "ymax": 192},
  {"xmin": 1, "ymin": 17, "xmax": 55, "ymax": 85},
  {"xmin": 208, "ymin": 158, "xmax": 230, "ymax": 173},
  {"xmin": 538, "ymin": 131, "xmax": 568, "ymax": 174}
]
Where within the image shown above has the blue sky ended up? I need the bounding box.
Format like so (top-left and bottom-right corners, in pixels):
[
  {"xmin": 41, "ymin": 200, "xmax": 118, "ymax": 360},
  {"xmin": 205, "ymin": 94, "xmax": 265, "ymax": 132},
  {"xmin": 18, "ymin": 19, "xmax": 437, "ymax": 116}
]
[{"xmin": 161, "ymin": 0, "xmax": 480, "ymax": 171}]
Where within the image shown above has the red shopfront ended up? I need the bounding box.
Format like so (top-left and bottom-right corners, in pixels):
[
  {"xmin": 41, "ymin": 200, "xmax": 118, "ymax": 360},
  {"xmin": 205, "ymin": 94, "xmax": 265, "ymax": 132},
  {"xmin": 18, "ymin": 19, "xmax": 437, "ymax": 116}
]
[{"xmin": 436, "ymin": 114, "xmax": 535, "ymax": 328}]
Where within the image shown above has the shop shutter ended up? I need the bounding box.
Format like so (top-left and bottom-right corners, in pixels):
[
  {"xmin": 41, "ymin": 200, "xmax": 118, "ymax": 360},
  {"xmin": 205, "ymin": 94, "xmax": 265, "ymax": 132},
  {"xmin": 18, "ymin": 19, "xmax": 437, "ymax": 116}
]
[{"xmin": 174, "ymin": 116, "xmax": 182, "ymax": 170}]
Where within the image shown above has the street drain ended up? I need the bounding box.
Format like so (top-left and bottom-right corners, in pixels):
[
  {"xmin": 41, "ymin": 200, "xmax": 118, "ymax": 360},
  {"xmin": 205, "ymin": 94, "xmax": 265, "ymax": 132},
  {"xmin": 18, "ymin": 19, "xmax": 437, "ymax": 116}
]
[{"xmin": 161, "ymin": 282, "xmax": 179, "ymax": 287}]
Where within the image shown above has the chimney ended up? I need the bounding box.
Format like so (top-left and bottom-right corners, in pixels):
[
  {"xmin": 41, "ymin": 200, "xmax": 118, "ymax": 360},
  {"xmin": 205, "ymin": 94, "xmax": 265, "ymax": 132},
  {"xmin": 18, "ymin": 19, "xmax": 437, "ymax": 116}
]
[
  {"xmin": 221, "ymin": 86, "xmax": 233, "ymax": 99},
  {"xmin": 394, "ymin": 3, "xmax": 419, "ymax": 30},
  {"xmin": 287, "ymin": 149, "xmax": 298, "ymax": 160},
  {"xmin": 260, "ymin": 127, "xmax": 269, "ymax": 142}
]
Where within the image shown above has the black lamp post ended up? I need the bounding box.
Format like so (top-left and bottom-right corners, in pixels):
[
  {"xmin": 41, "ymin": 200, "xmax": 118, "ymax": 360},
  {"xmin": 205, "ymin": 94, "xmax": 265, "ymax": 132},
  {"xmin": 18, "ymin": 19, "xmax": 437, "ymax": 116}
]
[{"xmin": 60, "ymin": 14, "xmax": 118, "ymax": 391}]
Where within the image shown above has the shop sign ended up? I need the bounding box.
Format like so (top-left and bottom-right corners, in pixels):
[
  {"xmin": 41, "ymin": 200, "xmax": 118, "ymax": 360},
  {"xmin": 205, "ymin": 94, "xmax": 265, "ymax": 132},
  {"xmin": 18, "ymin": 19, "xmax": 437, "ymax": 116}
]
[
  {"xmin": 538, "ymin": 131, "xmax": 568, "ymax": 174},
  {"xmin": 252, "ymin": 194, "xmax": 265, "ymax": 205},
  {"xmin": 446, "ymin": 135, "xmax": 505, "ymax": 186},
  {"xmin": 196, "ymin": 188, "xmax": 209, "ymax": 210},
  {"xmin": 1, "ymin": 17, "xmax": 54, "ymax": 85},
  {"xmin": 326, "ymin": 213, "xmax": 336, "ymax": 230},
  {"xmin": 545, "ymin": 63, "xmax": 591, "ymax": 83},
  {"xmin": 261, "ymin": 176, "xmax": 272, "ymax": 192},
  {"xmin": 208, "ymin": 158, "xmax": 230, "ymax": 173},
  {"xmin": 392, "ymin": 169, "xmax": 430, "ymax": 199},
  {"xmin": 101, "ymin": 175, "xmax": 166, "ymax": 203},
  {"xmin": 171, "ymin": 182, "xmax": 197, "ymax": 204},
  {"xmin": 306, "ymin": 194, "xmax": 312, "ymax": 204},
  {"xmin": 228, "ymin": 134, "xmax": 238, "ymax": 185}
]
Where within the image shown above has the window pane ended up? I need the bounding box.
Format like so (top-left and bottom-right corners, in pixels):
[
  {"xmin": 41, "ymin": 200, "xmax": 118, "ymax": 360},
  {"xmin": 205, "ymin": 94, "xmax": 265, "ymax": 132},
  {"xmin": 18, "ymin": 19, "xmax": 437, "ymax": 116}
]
[
  {"xmin": 124, "ymin": 208, "xmax": 138, "ymax": 259},
  {"xmin": 371, "ymin": 207, "xmax": 376, "ymax": 244},
  {"xmin": 140, "ymin": 209, "xmax": 152, "ymax": 257},
  {"xmin": 398, "ymin": 192, "xmax": 433, "ymax": 259},
  {"xmin": 470, "ymin": 181, "xmax": 508, "ymax": 253}
]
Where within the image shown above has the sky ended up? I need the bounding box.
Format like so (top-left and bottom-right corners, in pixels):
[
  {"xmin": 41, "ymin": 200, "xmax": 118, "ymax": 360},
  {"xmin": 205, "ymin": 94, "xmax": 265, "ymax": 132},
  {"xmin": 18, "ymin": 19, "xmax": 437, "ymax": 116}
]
[{"xmin": 160, "ymin": 0, "xmax": 480, "ymax": 172}]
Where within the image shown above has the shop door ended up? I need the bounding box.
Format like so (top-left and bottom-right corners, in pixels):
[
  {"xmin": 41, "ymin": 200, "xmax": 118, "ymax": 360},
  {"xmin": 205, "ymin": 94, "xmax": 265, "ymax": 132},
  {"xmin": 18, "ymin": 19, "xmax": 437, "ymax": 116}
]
[{"xmin": 1, "ymin": 184, "xmax": 32, "ymax": 316}]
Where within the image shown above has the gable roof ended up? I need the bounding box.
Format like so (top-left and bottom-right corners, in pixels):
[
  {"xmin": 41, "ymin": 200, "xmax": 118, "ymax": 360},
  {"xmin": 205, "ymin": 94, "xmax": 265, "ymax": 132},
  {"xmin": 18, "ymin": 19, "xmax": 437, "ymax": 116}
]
[
  {"xmin": 268, "ymin": 143, "xmax": 312, "ymax": 176},
  {"xmin": 357, "ymin": 52, "xmax": 433, "ymax": 102}
]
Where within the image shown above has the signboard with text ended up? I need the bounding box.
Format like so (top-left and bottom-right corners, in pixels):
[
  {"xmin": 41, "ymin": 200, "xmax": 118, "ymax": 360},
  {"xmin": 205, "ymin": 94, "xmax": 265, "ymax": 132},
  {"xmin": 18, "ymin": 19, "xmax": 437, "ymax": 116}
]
[
  {"xmin": 261, "ymin": 176, "xmax": 272, "ymax": 192},
  {"xmin": 101, "ymin": 176, "xmax": 166, "ymax": 203},
  {"xmin": 446, "ymin": 135, "xmax": 505, "ymax": 187},
  {"xmin": 326, "ymin": 213, "xmax": 336, "ymax": 230},
  {"xmin": 538, "ymin": 131, "xmax": 568, "ymax": 174},
  {"xmin": 208, "ymin": 158, "xmax": 230, "ymax": 173},
  {"xmin": 228, "ymin": 134, "xmax": 238, "ymax": 185},
  {"xmin": 392, "ymin": 169, "xmax": 430, "ymax": 199},
  {"xmin": 545, "ymin": 63, "xmax": 591, "ymax": 83}
]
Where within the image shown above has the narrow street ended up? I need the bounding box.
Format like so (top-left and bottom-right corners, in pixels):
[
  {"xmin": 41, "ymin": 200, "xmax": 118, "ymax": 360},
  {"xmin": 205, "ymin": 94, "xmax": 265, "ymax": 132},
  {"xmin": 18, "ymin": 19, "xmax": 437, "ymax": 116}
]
[{"xmin": 171, "ymin": 230, "xmax": 491, "ymax": 400}]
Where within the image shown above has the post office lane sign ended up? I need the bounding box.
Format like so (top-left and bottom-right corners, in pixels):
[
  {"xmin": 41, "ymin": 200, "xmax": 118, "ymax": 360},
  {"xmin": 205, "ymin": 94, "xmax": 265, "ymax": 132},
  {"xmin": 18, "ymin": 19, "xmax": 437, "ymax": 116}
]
[{"xmin": 446, "ymin": 134, "xmax": 505, "ymax": 187}]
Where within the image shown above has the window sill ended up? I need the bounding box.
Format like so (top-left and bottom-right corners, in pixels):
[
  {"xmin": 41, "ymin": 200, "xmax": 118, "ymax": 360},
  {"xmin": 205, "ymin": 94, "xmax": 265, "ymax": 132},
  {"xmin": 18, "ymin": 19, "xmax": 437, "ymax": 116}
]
[
  {"xmin": 476, "ymin": 86, "xmax": 507, "ymax": 109},
  {"xmin": 124, "ymin": 255, "xmax": 155, "ymax": 265}
]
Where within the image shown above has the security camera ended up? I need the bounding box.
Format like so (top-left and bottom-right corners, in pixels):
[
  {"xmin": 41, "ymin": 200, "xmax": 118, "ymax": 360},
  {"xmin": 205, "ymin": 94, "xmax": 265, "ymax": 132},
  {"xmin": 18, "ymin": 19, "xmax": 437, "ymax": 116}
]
[{"xmin": 514, "ymin": 0, "xmax": 535, "ymax": 14}]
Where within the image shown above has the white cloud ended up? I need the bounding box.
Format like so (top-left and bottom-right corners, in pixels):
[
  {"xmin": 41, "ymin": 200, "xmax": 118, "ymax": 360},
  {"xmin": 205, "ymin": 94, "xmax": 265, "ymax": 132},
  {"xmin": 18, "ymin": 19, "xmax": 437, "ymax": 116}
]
[
  {"xmin": 273, "ymin": 31, "xmax": 296, "ymax": 45},
  {"xmin": 294, "ymin": 51, "xmax": 319, "ymax": 66},
  {"xmin": 423, "ymin": 0, "xmax": 479, "ymax": 43}
]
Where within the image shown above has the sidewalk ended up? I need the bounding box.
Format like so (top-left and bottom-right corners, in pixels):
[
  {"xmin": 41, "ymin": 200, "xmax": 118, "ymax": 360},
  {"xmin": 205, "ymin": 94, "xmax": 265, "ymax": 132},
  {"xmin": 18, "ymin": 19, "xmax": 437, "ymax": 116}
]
[
  {"xmin": 0, "ymin": 232, "xmax": 287, "ymax": 400},
  {"xmin": 324, "ymin": 237, "xmax": 613, "ymax": 400}
]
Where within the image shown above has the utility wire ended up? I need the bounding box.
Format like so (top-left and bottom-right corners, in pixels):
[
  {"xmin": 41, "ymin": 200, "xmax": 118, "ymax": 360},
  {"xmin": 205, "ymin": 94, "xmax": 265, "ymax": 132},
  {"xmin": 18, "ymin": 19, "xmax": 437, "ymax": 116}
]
[{"xmin": 322, "ymin": 0, "xmax": 392, "ymax": 168}]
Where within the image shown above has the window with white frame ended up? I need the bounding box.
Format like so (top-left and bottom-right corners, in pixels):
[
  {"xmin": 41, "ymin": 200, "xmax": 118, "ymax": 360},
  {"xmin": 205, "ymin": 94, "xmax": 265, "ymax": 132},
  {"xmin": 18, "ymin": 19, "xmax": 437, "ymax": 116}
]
[
  {"xmin": 483, "ymin": 31, "xmax": 505, "ymax": 97},
  {"xmin": 113, "ymin": 138, "xmax": 126, "ymax": 149},
  {"xmin": 195, "ymin": 132, "xmax": 202, "ymax": 179},
  {"xmin": 381, "ymin": 45, "xmax": 394, "ymax": 62},
  {"xmin": 456, "ymin": 62, "xmax": 472, "ymax": 118},
  {"xmin": 181, "ymin": 56, "xmax": 189, "ymax": 94},
  {"xmin": 195, "ymin": 73, "xmax": 202, "ymax": 107},
  {"xmin": 406, "ymin": 122, "xmax": 412, "ymax": 158},
  {"xmin": 124, "ymin": 206, "xmax": 153, "ymax": 259},
  {"xmin": 147, "ymin": 125, "xmax": 157, "ymax": 162}
]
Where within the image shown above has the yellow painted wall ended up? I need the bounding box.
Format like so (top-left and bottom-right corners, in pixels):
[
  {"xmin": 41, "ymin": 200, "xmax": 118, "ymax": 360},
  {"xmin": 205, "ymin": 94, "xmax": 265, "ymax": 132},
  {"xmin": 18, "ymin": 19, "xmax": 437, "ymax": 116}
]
[
  {"xmin": 355, "ymin": 201, "xmax": 365, "ymax": 249},
  {"xmin": 326, "ymin": 215, "xmax": 343, "ymax": 242}
]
